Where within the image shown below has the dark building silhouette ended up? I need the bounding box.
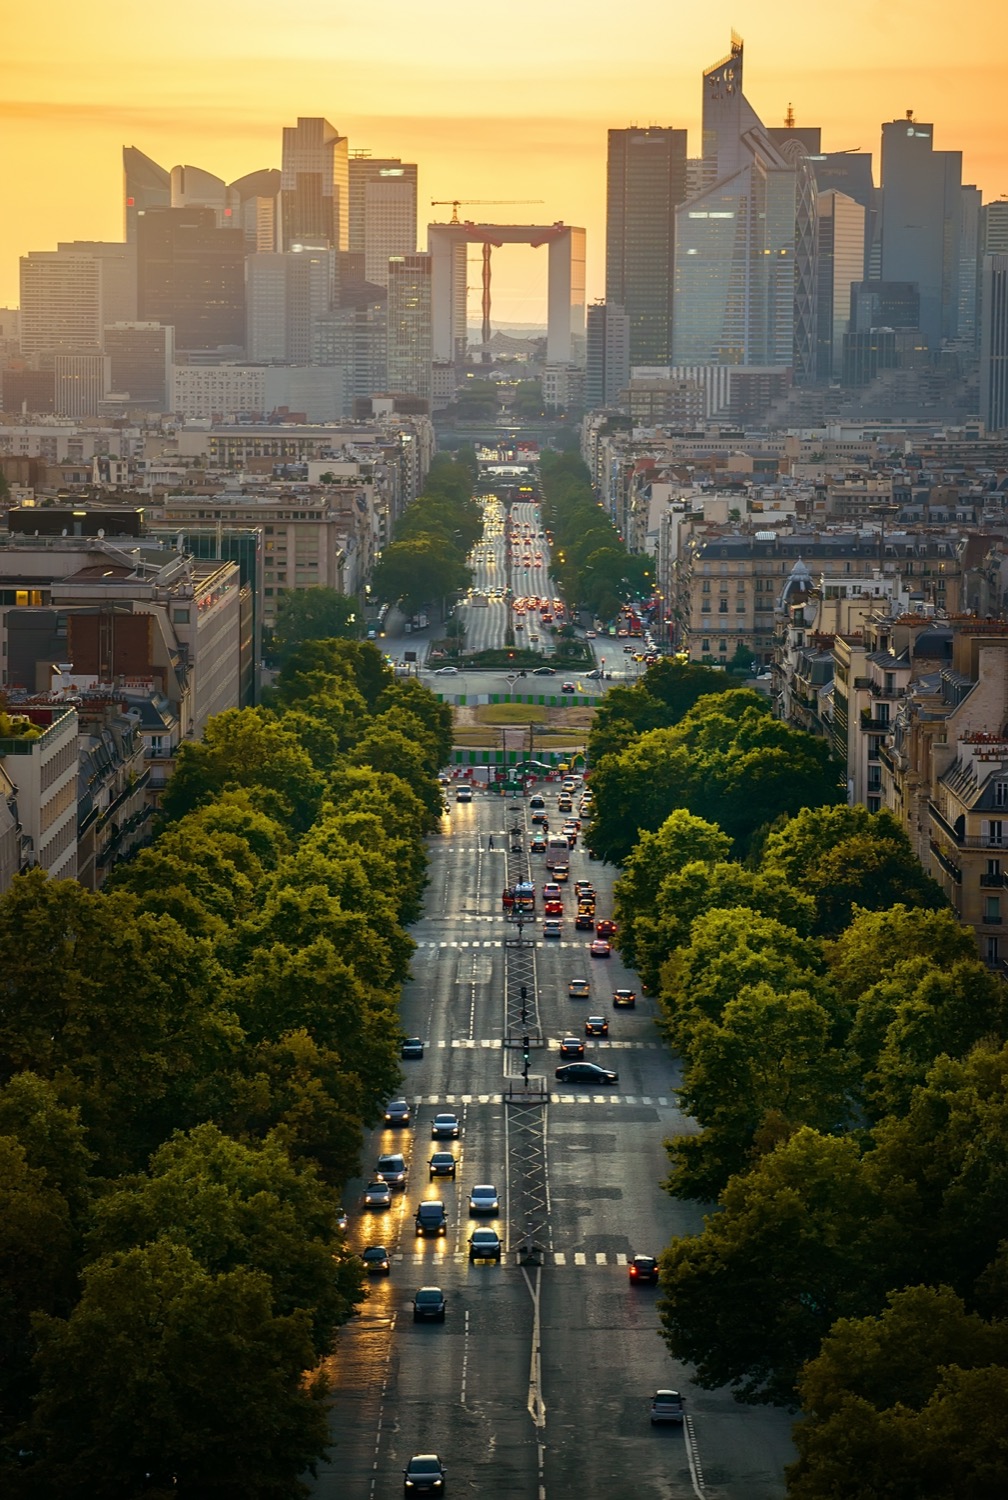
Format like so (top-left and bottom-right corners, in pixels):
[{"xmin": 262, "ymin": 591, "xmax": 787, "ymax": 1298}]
[
  {"xmin": 123, "ymin": 146, "xmax": 171, "ymax": 243},
  {"xmin": 137, "ymin": 207, "xmax": 245, "ymax": 352},
  {"xmin": 606, "ymin": 127, "xmax": 687, "ymax": 365}
]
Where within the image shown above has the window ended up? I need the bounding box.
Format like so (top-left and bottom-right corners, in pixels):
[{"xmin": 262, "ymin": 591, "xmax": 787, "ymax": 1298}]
[
  {"xmin": 718, "ymin": 639, "xmax": 727, "ymax": 653},
  {"xmin": 173, "ymin": 608, "xmax": 191, "ymax": 625},
  {"xmin": 701, "ymin": 639, "xmax": 710, "ymax": 653},
  {"xmin": 989, "ymin": 821, "xmax": 1004, "ymax": 847},
  {"xmin": 996, "ymin": 782, "xmax": 1008, "ymax": 808},
  {"xmin": 986, "ymin": 859, "xmax": 1001, "ymax": 881},
  {"xmin": 702, "ymin": 580, "xmax": 711, "ymax": 594},
  {"xmin": 986, "ymin": 936, "xmax": 1000, "ymax": 965},
  {"xmin": 719, "ymin": 600, "xmax": 728, "ymax": 613},
  {"xmin": 984, "ymin": 896, "xmax": 1001, "ymax": 924}
]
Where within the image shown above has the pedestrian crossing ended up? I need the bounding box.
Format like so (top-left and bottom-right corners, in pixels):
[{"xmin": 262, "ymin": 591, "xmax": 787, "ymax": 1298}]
[
  {"xmin": 400, "ymin": 1093, "xmax": 676, "ymax": 1108},
  {"xmin": 447, "ymin": 1038, "xmax": 656, "ymax": 1050},
  {"xmin": 378, "ymin": 1250, "xmax": 642, "ymax": 1269},
  {"xmin": 413, "ymin": 939, "xmax": 615, "ymax": 950}
]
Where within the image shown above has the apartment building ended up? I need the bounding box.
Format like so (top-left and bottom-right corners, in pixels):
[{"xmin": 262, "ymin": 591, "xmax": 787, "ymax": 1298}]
[{"xmin": 0, "ymin": 705, "xmax": 78, "ymax": 880}]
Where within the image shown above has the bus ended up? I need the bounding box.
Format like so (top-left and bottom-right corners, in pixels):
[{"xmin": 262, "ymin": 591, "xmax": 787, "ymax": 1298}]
[{"xmin": 545, "ymin": 835, "xmax": 571, "ymax": 870}]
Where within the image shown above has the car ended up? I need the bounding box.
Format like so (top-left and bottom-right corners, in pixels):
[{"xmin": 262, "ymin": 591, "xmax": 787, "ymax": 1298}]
[
  {"xmin": 555, "ymin": 1061, "xmax": 619, "ymax": 1085},
  {"xmin": 557, "ymin": 793, "xmax": 573, "ymax": 811},
  {"xmin": 428, "ymin": 1150, "xmax": 457, "ymax": 1179},
  {"xmin": 650, "ymin": 1390, "xmax": 685, "ymax": 1425},
  {"xmin": 468, "ymin": 1183, "xmax": 500, "ymax": 1215},
  {"xmin": 586, "ymin": 629, "xmax": 597, "ymax": 638},
  {"xmin": 454, "ymin": 785, "xmax": 472, "ymax": 802},
  {"xmin": 542, "ymin": 882, "xmax": 562, "ymax": 900},
  {"xmin": 585, "ymin": 1015, "xmax": 609, "ymax": 1037},
  {"xmin": 629, "ymin": 1254, "xmax": 659, "ymax": 1285},
  {"xmin": 412, "ymin": 1286, "xmax": 447, "ymax": 1323},
  {"xmin": 542, "ymin": 919, "xmax": 562, "ymax": 940},
  {"xmin": 469, "ymin": 1228, "xmax": 502, "ymax": 1262},
  {"xmin": 575, "ymin": 881, "xmax": 595, "ymax": 897},
  {"xmin": 414, "ymin": 1199, "xmax": 448, "ymax": 1237},
  {"xmin": 363, "ymin": 1180, "xmax": 393, "ymax": 1210},
  {"xmin": 623, "ymin": 644, "xmax": 635, "ymax": 654},
  {"xmin": 560, "ymin": 681, "xmax": 576, "ymax": 693},
  {"xmin": 530, "ymin": 834, "xmax": 547, "ymax": 854},
  {"xmin": 563, "ymin": 826, "xmax": 578, "ymax": 847},
  {"xmin": 403, "ymin": 1453, "xmax": 447, "ymax": 1492},
  {"xmin": 376, "ymin": 1152, "xmax": 407, "ymax": 1189},
  {"xmin": 529, "ymin": 794, "xmax": 546, "ymax": 809},
  {"xmin": 361, "ymin": 1244, "xmax": 391, "ymax": 1275},
  {"xmin": 575, "ymin": 911, "xmax": 594, "ymax": 931},
  {"xmin": 590, "ymin": 938, "xmax": 612, "ymax": 958},
  {"xmin": 533, "ymin": 666, "xmax": 556, "ymax": 676},
  {"xmin": 544, "ymin": 898, "xmax": 563, "ymax": 916},
  {"xmin": 385, "ymin": 1098, "xmax": 411, "ymax": 1127},
  {"xmin": 559, "ymin": 1036, "xmax": 585, "ymax": 1059},
  {"xmin": 431, "ymin": 1112, "xmax": 460, "ymax": 1139},
  {"xmin": 562, "ymin": 777, "xmax": 578, "ymax": 791},
  {"xmin": 613, "ymin": 988, "xmax": 636, "ymax": 1008},
  {"xmin": 401, "ymin": 1036, "xmax": 424, "ymax": 1060},
  {"xmin": 596, "ymin": 918, "xmax": 617, "ymax": 938},
  {"xmin": 336, "ymin": 1207, "xmax": 349, "ymax": 1233},
  {"xmin": 553, "ymin": 863, "xmax": 569, "ymax": 882},
  {"xmin": 531, "ymin": 809, "xmax": 549, "ymax": 826},
  {"xmin": 568, "ymin": 977, "xmax": 591, "ymax": 998},
  {"xmin": 434, "ymin": 665, "xmax": 459, "ymax": 675}
]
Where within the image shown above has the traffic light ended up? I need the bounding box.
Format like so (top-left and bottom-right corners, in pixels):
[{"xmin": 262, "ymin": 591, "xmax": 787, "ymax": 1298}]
[
  {"xmin": 520, "ymin": 985, "xmax": 527, "ymax": 1000},
  {"xmin": 522, "ymin": 1034, "xmax": 530, "ymax": 1064}
]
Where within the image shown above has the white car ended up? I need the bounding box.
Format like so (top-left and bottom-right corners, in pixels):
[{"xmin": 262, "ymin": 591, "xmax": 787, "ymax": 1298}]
[
  {"xmin": 469, "ymin": 1183, "xmax": 500, "ymax": 1215},
  {"xmin": 434, "ymin": 665, "xmax": 459, "ymax": 675}
]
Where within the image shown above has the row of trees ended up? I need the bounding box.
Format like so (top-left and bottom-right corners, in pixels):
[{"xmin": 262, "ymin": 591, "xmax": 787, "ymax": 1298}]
[
  {"xmin": 539, "ymin": 451, "xmax": 652, "ymax": 621},
  {"xmin": 370, "ymin": 451, "xmax": 482, "ymax": 617},
  {"xmin": 594, "ymin": 674, "xmax": 1008, "ymax": 1495},
  {"xmin": 0, "ymin": 640, "xmax": 451, "ymax": 1498}
]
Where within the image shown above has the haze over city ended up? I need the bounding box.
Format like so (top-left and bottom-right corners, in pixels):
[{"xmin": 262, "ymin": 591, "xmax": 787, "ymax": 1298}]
[{"xmin": 4, "ymin": 0, "xmax": 1006, "ymax": 318}]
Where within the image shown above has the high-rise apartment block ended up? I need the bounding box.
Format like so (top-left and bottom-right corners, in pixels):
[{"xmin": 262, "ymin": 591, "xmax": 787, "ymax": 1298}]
[
  {"xmin": 281, "ymin": 117, "xmax": 349, "ymax": 252},
  {"xmin": 880, "ymin": 116, "xmax": 962, "ymax": 351},
  {"xmin": 349, "ymin": 156, "xmax": 418, "ymax": 289},
  {"xmin": 245, "ymin": 246, "xmax": 335, "ymax": 364},
  {"xmin": 19, "ymin": 243, "xmax": 136, "ymax": 360},
  {"xmin": 605, "ymin": 127, "xmax": 687, "ymax": 365},
  {"xmin": 103, "ymin": 322, "xmax": 174, "ymax": 407}
]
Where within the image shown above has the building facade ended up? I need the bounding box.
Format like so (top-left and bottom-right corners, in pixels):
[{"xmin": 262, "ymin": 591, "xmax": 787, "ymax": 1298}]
[
  {"xmin": 281, "ymin": 117, "xmax": 349, "ymax": 252},
  {"xmin": 605, "ymin": 127, "xmax": 687, "ymax": 366}
]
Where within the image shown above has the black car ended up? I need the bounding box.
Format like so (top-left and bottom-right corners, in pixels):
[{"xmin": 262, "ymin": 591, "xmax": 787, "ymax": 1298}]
[
  {"xmin": 401, "ymin": 1036, "xmax": 424, "ymax": 1060},
  {"xmin": 412, "ymin": 1286, "xmax": 447, "ymax": 1322},
  {"xmin": 415, "ymin": 1200, "xmax": 448, "ymax": 1237},
  {"xmin": 361, "ymin": 1245, "xmax": 391, "ymax": 1276},
  {"xmin": 403, "ymin": 1453, "xmax": 447, "ymax": 1492},
  {"xmin": 428, "ymin": 1151, "xmax": 457, "ymax": 1179},
  {"xmin": 554, "ymin": 1061, "xmax": 619, "ymax": 1085},
  {"xmin": 533, "ymin": 666, "xmax": 556, "ymax": 676},
  {"xmin": 384, "ymin": 1098, "xmax": 411, "ymax": 1126},
  {"xmin": 629, "ymin": 1254, "xmax": 659, "ymax": 1285},
  {"xmin": 469, "ymin": 1228, "xmax": 502, "ymax": 1262}
]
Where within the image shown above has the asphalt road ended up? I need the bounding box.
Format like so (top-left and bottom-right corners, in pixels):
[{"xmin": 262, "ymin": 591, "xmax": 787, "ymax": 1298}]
[{"xmin": 310, "ymin": 789, "xmax": 794, "ymax": 1500}]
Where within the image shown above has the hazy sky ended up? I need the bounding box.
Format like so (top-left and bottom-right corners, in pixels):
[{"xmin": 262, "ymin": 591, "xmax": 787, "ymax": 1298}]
[{"xmin": 4, "ymin": 1, "xmax": 1006, "ymax": 321}]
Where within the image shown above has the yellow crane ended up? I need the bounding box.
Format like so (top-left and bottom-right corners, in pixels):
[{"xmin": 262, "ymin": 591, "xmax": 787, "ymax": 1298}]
[{"xmin": 431, "ymin": 199, "xmax": 544, "ymax": 225}]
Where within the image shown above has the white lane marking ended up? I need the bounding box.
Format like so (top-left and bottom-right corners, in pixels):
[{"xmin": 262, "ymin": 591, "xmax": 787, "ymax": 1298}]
[{"xmin": 461, "ymin": 1307, "xmax": 470, "ymax": 1406}]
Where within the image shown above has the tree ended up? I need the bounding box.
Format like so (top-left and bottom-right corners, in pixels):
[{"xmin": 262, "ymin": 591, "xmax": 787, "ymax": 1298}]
[
  {"xmin": 827, "ymin": 905, "xmax": 978, "ymax": 1008},
  {"xmin": 761, "ymin": 807, "xmax": 946, "ymax": 937},
  {"xmin": 268, "ymin": 586, "xmax": 361, "ymax": 667},
  {"xmin": 669, "ymin": 982, "xmax": 854, "ymax": 1200},
  {"xmin": 26, "ymin": 1240, "xmax": 330, "ymax": 1500},
  {"xmin": 86, "ymin": 1123, "xmax": 360, "ymax": 1354},
  {"xmin": 160, "ymin": 708, "xmax": 326, "ymax": 834},
  {"xmin": 265, "ymin": 637, "xmax": 392, "ymax": 713},
  {"xmin": 659, "ymin": 1128, "xmax": 908, "ymax": 1405},
  {"xmin": 351, "ymin": 723, "xmax": 444, "ymax": 826},
  {"xmin": 613, "ymin": 811, "xmax": 731, "ymax": 968},
  {"xmin": 375, "ymin": 678, "xmax": 453, "ymax": 769},
  {"xmin": 788, "ymin": 1286, "xmax": 1008, "ymax": 1500},
  {"xmin": 370, "ymin": 535, "xmax": 471, "ymax": 616}
]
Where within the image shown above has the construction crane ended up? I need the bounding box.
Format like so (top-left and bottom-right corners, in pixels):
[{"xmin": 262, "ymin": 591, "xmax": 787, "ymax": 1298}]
[
  {"xmin": 431, "ymin": 199, "xmax": 544, "ymax": 225},
  {"xmin": 430, "ymin": 201, "xmax": 546, "ymax": 360}
]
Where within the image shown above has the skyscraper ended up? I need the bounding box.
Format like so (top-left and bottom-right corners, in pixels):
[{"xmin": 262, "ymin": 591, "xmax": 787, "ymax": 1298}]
[
  {"xmin": 979, "ymin": 255, "xmax": 1008, "ymax": 433},
  {"xmin": 19, "ymin": 243, "xmax": 135, "ymax": 359},
  {"xmin": 387, "ymin": 253, "xmax": 432, "ymax": 402},
  {"xmin": 585, "ymin": 301, "xmax": 629, "ymax": 408},
  {"xmin": 281, "ymin": 118, "xmax": 349, "ymax": 252},
  {"xmin": 880, "ymin": 115, "xmax": 962, "ymax": 351},
  {"xmin": 816, "ymin": 191, "xmax": 866, "ymax": 379},
  {"xmin": 123, "ymin": 147, "xmax": 170, "ymax": 242},
  {"xmin": 808, "ymin": 152, "xmax": 877, "ymax": 279},
  {"xmin": 137, "ymin": 208, "xmax": 245, "ymax": 352},
  {"xmin": 349, "ymin": 156, "xmax": 418, "ymax": 289},
  {"xmin": 672, "ymin": 36, "xmax": 810, "ymax": 372},
  {"xmin": 246, "ymin": 247, "xmax": 335, "ymax": 363},
  {"xmin": 605, "ymin": 127, "xmax": 687, "ymax": 365}
]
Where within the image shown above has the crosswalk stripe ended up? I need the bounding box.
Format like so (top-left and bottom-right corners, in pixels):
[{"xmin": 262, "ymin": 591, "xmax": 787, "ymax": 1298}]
[
  {"xmin": 407, "ymin": 1093, "xmax": 677, "ymax": 1108},
  {"xmin": 383, "ymin": 1250, "xmax": 650, "ymax": 1269}
]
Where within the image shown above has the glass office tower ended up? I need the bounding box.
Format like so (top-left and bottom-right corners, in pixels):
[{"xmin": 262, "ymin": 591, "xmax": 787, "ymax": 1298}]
[{"xmin": 606, "ymin": 127, "xmax": 687, "ymax": 365}]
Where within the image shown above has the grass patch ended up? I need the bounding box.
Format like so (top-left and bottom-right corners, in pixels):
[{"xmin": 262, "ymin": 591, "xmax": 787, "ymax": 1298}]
[{"xmin": 477, "ymin": 703, "xmax": 549, "ymax": 725}]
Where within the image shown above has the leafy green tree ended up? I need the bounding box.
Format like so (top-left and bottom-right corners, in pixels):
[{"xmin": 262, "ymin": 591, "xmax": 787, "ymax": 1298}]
[
  {"xmin": 633, "ymin": 862, "xmax": 818, "ymax": 994},
  {"xmin": 268, "ymin": 586, "xmax": 361, "ymax": 667},
  {"xmin": 827, "ymin": 905, "xmax": 978, "ymax": 1008},
  {"xmin": 161, "ymin": 708, "xmax": 326, "ymax": 834},
  {"xmin": 658, "ymin": 906, "xmax": 829, "ymax": 1051},
  {"xmin": 761, "ymin": 806, "xmax": 946, "ymax": 936},
  {"xmin": 327, "ymin": 764, "xmax": 430, "ymax": 847},
  {"xmin": 370, "ymin": 535, "xmax": 471, "ymax": 616},
  {"xmin": 669, "ymin": 982, "xmax": 854, "ymax": 1200},
  {"xmin": 26, "ymin": 1240, "xmax": 330, "ymax": 1500},
  {"xmin": 265, "ymin": 637, "xmax": 392, "ymax": 713},
  {"xmin": 351, "ymin": 723, "xmax": 443, "ymax": 826},
  {"xmin": 376, "ymin": 677, "xmax": 453, "ymax": 769},
  {"xmin": 87, "ymin": 1124, "xmax": 360, "ymax": 1352},
  {"xmin": 0, "ymin": 1073, "xmax": 95, "ymax": 1221},
  {"xmin": 613, "ymin": 811, "xmax": 731, "ymax": 968},
  {"xmin": 788, "ymin": 1286, "xmax": 1008, "ymax": 1500},
  {"xmin": 659, "ymin": 1128, "xmax": 909, "ymax": 1405},
  {"xmin": 302, "ymin": 806, "xmax": 428, "ymax": 925}
]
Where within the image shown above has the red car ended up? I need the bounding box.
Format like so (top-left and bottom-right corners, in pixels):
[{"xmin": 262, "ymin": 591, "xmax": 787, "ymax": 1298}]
[
  {"xmin": 596, "ymin": 919, "xmax": 617, "ymax": 938},
  {"xmin": 544, "ymin": 898, "xmax": 564, "ymax": 916}
]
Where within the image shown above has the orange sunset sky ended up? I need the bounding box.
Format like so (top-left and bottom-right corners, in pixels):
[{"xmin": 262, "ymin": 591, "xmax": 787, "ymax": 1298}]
[{"xmin": 3, "ymin": 1, "xmax": 1007, "ymax": 323}]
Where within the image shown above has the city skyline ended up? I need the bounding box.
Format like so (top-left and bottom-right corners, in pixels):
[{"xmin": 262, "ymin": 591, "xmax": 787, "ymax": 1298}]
[{"xmin": 4, "ymin": 4, "xmax": 1006, "ymax": 320}]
